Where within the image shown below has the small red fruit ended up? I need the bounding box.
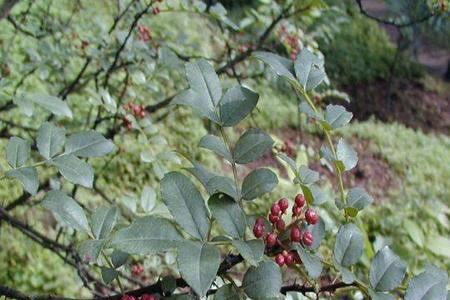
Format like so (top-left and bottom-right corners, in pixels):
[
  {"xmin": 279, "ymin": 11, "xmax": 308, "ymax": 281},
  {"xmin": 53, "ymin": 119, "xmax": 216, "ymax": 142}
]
[
  {"xmin": 276, "ymin": 219, "xmax": 285, "ymax": 231},
  {"xmin": 140, "ymin": 295, "xmax": 157, "ymax": 300},
  {"xmin": 253, "ymin": 224, "xmax": 265, "ymax": 238},
  {"xmin": 152, "ymin": 7, "xmax": 160, "ymax": 14},
  {"xmin": 122, "ymin": 295, "xmax": 136, "ymax": 300},
  {"xmin": 302, "ymin": 230, "xmax": 314, "ymax": 247},
  {"xmin": 305, "ymin": 208, "xmax": 319, "ymax": 225},
  {"xmin": 271, "ymin": 203, "xmax": 281, "ymax": 216},
  {"xmin": 266, "ymin": 233, "xmax": 277, "ymax": 247},
  {"xmin": 278, "ymin": 198, "xmax": 289, "ymax": 212},
  {"xmin": 268, "ymin": 214, "xmax": 279, "ymax": 224},
  {"xmin": 290, "ymin": 226, "xmax": 301, "ymax": 243},
  {"xmin": 285, "ymin": 252, "xmax": 295, "ymax": 266},
  {"xmin": 295, "ymin": 194, "xmax": 305, "ymax": 208},
  {"xmin": 255, "ymin": 217, "xmax": 265, "ymax": 226},
  {"xmin": 131, "ymin": 264, "xmax": 143, "ymax": 276},
  {"xmin": 275, "ymin": 253, "xmax": 285, "ymax": 266},
  {"xmin": 292, "ymin": 205, "xmax": 302, "ymax": 217}
]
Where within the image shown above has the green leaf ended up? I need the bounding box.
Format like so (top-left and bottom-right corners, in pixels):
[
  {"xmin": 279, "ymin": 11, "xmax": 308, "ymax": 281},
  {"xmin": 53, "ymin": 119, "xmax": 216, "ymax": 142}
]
[
  {"xmin": 101, "ymin": 267, "xmax": 119, "ymax": 284},
  {"xmin": 277, "ymin": 153, "xmax": 297, "ymax": 176},
  {"xmin": 206, "ymin": 176, "xmax": 238, "ymax": 200},
  {"xmin": 294, "ymin": 245, "xmax": 323, "ymax": 279},
  {"xmin": 369, "ymin": 246, "xmax": 407, "ymax": 292},
  {"xmin": 219, "ymin": 85, "xmax": 259, "ymax": 127},
  {"xmin": 241, "ymin": 168, "xmax": 278, "ymax": 200},
  {"xmin": 346, "ymin": 187, "xmax": 373, "ymax": 211},
  {"xmin": 231, "ymin": 239, "xmax": 264, "ymax": 267},
  {"xmin": 6, "ymin": 167, "xmax": 39, "ymax": 195},
  {"xmin": 425, "ymin": 235, "xmax": 450, "ymax": 259},
  {"xmin": 334, "ymin": 223, "xmax": 363, "ymax": 267},
  {"xmin": 300, "ymin": 184, "xmax": 314, "ymax": 206},
  {"xmin": 110, "ymin": 216, "xmax": 182, "ymax": 255},
  {"xmin": 369, "ymin": 290, "xmax": 395, "ymax": 300},
  {"xmin": 51, "ymin": 154, "xmax": 94, "ymax": 188},
  {"xmin": 140, "ymin": 185, "xmax": 156, "ymax": 213},
  {"xmin": 294, "ymin": 48, "xmax": 326, "ymax": 91},
  {"xmin": 186, "ymin": 162, "xmax": 218, "ymax": 195},
  {"xmin": 173, "ymin": 59, "xmax": 221, "ymax": 123},
  {"xmin": 13, "ymin": 94, "xmax": 33, "ymax": 116},
  {"xmin": 209, "ymin": 193, "xmax": 246, "ymax": 239},
  {"xmin": 242, "ymin": 261, "xmax": 282, "ymax": 299},
  {"xmin": 111, "ymin": 250, "xmax": 129, "ymax": 268},
  {"xmin": 199, "ymin": 134, "xmax": 232, "ymax": 162},
  {"xmin": 339, "ymin": 266, "xmax": 356, "ymax": 284},
  {"xmin": 324, "ymin": 105, "xmax": 353, "ymax": 129},
  {"xmin": 405, "ymin": 265, "xmax": 448, "ymax": 300},
  {"xmin": 161, "ymin": 172, "xmax": 210, "ymax": 241},
  {"xmin": 233, "ymin": 128, "xmax": 274, "ymax": 164},
  {"xmin": 299, "ymin": 101, "xmax": 323, "ymax": 120},
  {"xmin": 310, "ymin": 185, "xmax": 328, "ymax": 205},
  {"xmin": 65, "ymin": 131, "xmax": 115, "ymax": 157},
  {"xmin": 36, "ymin": 122, "xmax": 65, "ymax": 159},
  {"xmin": 42, "ymin": 190, "xmax": 90, "ymax": 232},
  {"xmin": 308, "ymin": 217, "xmax": 325, "ymax": 250},
  {"xmin": 298, "ymin": 165, "xmax": 319, "ymax": 185},
  {"xmin": 253, "ymin": 51, "xmax": 295, "ymax": 81},
  {"xmin": 177, "ymin": 241, "xmax": 220, "ymax": 298},
  {"xmin": 31, "ymin": 94, "xmax": 72, "ymax": 118},
  {"xmin": 336, "ymin": 139, "xmax": 358, "ymax": 171},
  {"xmin": 78, "ymin": 239, "xmax": 105, "ymax": 262},
  {"xmin": 91, "ymin": 206, "xmax": 118, "ymax": 239},
  {"xmin": 214, "ymin": 284, "xmax": 241, "ymax": 300},
  {"xmin": 404, "ymin": 220, "xmax": 424, "ymax": 248},
  {"xmin": 6, "ymin": 137, "xmax": 30, "ymax": 168}
]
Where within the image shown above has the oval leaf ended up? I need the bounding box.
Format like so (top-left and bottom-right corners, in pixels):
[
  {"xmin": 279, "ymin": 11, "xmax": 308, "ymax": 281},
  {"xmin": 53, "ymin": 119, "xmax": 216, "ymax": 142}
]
[
  {"xmin": 161, "ymin": 172, "xmax": 210, "ymax": 241},
  {"xmin": 334, "ymin": 223, "xmax": 363, "ymax": 267},
  {"xmin": 369, "ymin": 246, "xmax": 407, "ymax": 292},
  {"xmin": 36, "ymin": 122, "xmax": 65, "ymax": 159},
  {"xmin": 110, "ymin": 216, "xmax": 182, "ymax": 254},
  {"xmin": 219, "ymin": 85, "xmax": 259, "ymax": 127},
  {"xmin": 209, "ymin": 193, "xmax": 246, "ymax": 239},
  {"xmin": 405, "ymin": 265, "xmax": 448, "ymax": 300},
  {"xmin": 51, "ymin": 154, "xmax": 94, "ymax": 188},
  {"xmin": 231, "ymin": 239, "xmax": 264, "ymax": 267},
  {"xmin": 242, "ymin": 261, "xmax": 282, "ymax": 299},
  {"xmin": 65, "ymin": 131, "xmax": 115, "ymax": 157},
  {"xmin": 6, "ymin": 167, "xmax": 39, "ymax": 195},
  {"xmin": 233, "ymin": 128, "xmax": 274, "ymax": 164},
  {"xmin": 91, "ymin": 206, "xmax": 119, "ymax": 239},
  {"xmin": 199, "ymin": 134, "xmax": 232, "ymax": 162},
  {"xmin": 241, "ymin": 168, "xmax": 278, "ymax": 200},
  {"xmin": 177, "ymin": 241, "xmax": 220, "ymax": 298},
  {"xmin": 6, "ymin": 137, "xmax": 30, "ymax": 168},
  {"xmin": 42, "ymin": 190, "xmax": 90, "ymax": 232}
]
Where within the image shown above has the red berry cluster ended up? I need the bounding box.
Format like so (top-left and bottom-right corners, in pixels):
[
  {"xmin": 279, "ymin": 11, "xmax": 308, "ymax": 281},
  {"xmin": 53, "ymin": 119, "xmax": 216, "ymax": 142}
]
[
  {"xmin": 122, "ymin": 102, "xmax": 146, "ymax": 130},
  {"xmin": 253, "ymin": 194, "xmax": 320, "ymax": 267},
  {"xmin": 137, "ymin": 25, "xmax": 152, "ymax": 42},
  {"xmin": 278, "ymin": 23, "xmax": 301, "ymax": 60},
  {"xmin": 122, "ymin": 294, "xmax": 157, "ymax": 300},
  {"xmin": 131, "ymin": 263, "xmax": 144, "ymax": 276}
]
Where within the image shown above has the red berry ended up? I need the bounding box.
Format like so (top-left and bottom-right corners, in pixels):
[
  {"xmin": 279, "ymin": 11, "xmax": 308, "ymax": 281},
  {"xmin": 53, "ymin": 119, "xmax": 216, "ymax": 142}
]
[
  {"xmin": 122, "ymin": 295, "xmax": 136, "ymax": 300},
  {"xmin": 278, "ymin": 198, "xmax": 289, "ymax": 212},
  {"xmin": 140, "ymin": 110, "xmax": 146, "ymax": 118},
  {"xmin": 295, "ymin": 194, "xmax": 305, "ymax": 208},
  {"xmin": 292, "ymin": 205, "xmax": 302, "ymax": 217},
  {"xmin": 271, "ymin": 203, "xmax": 281, "ymax": 216},
  {"xmin": 290, "ymin": 226, "xmax": 301, "ymax": 243},
  {"xmin": 131, "ymin": 264, "xmax": 143, "ymax": 276},
  {"xmin": 276, "ymin": 219, "xmax": 285, "ymax": 231},
  {"xmin": 285, "ymin": 252, "xmax": 295, "ymax": 266},
  {"xmin": 302, "ymin": 230, "xmax": 314, "ymax": 247},
  {"xmin": 140, "ymin": 295, "xmax": 157, "ymax": 300},
  {"xmin": 253, "ymin": 224, "xmax": 265, "ymax": 238},
  {"xmin": 305, "ymin": 208, "xmax": 319, "ymax": 225},
  {"xmin": 266, "ymin": 233, "xmax": 277, "ymax": 247},
  {"xmin": 268, "ymin": 214, "xmax": 279, "ymax": 224},
  {"xmin": 275, "ymin": 253, "xmax": 285, "ymax": 266},
  {"xmin": 152, "ymin": 7, "xmax": 160, "ymax": 14},
  {"xmin": 255, "ymin": 217, "xmax": 265, "ymax": 226}
]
